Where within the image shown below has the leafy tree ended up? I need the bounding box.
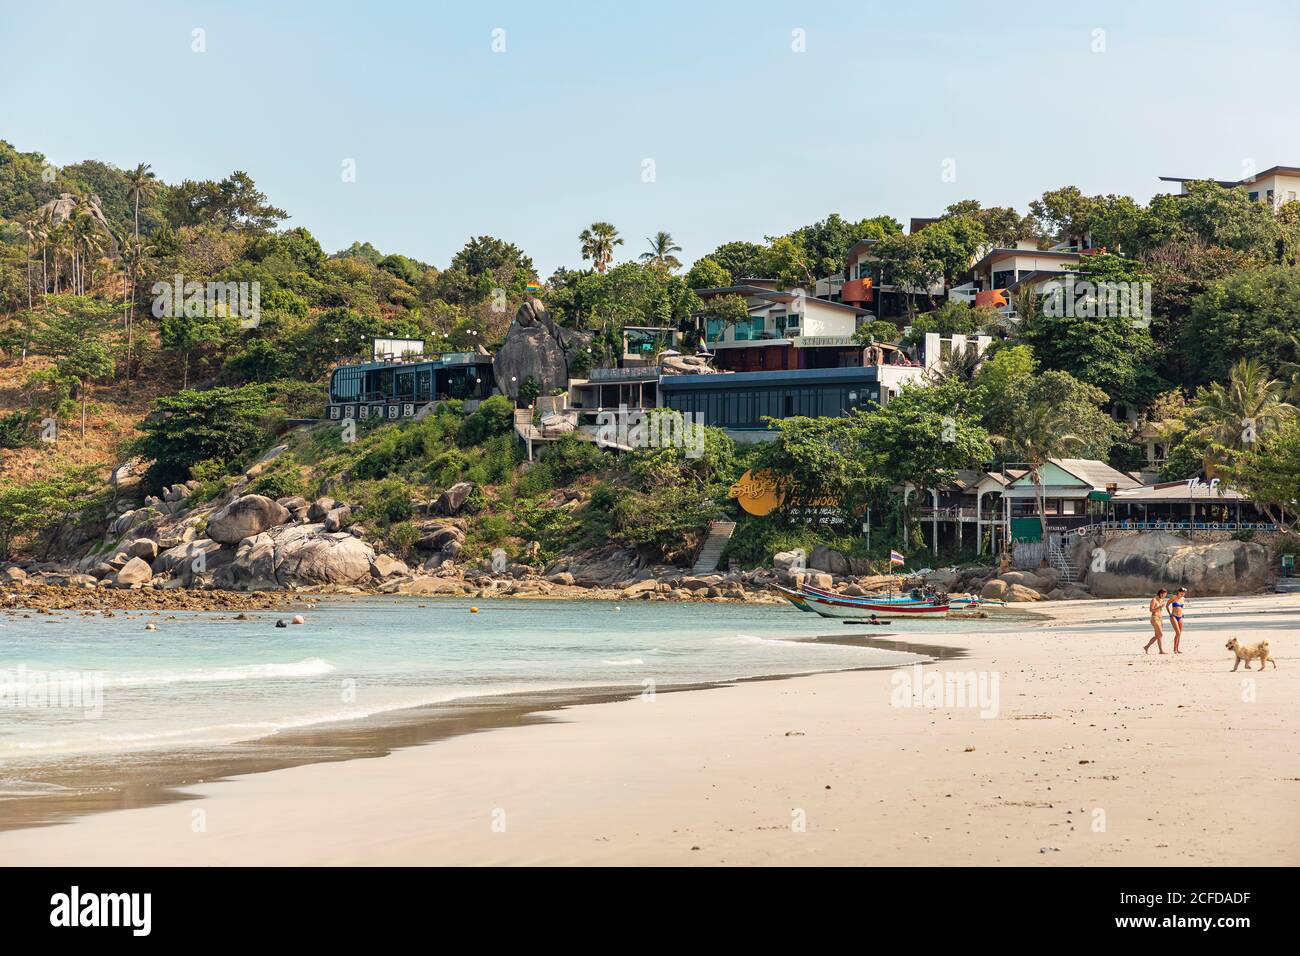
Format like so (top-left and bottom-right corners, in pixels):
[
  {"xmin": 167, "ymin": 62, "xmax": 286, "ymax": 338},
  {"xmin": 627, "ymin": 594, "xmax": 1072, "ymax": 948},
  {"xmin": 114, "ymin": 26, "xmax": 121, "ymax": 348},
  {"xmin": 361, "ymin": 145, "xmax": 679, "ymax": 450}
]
[
  {"xmin": 450, "ymin": 235, "xmax": 534, "ymax": 278},
  {"xmin": 685, "ymin": 257, "xmax": 730, "ymax": 290},
  {"xmin": 761, "ymin": 236, "xmax": 814, "ymax": 289},
  {"xmin": 133, "ymin": 385, "xmax": 275, "ymax": 490},
  {"xmin": 943, "ymin": 200, "xmax": 1032, "ymax": 246},
  {"xmin": 706, "ymin": 240, "xmax": 768, "ymax": 281},
  {"xmin": 0, "ymin": 468, "xmax": 102, "ymax": 561},
  {"xmin": 167, "ymin": 171, "xmax": 288, "ymax": 232},
  {"xmin": 28, "ymin": 295, "xmax": 119, "ymax": 437},
  {"xmin": 779, "ymin": 213, "xmax": 902, "ymax": 279},
  {"xmin": 1225, "ymin": 418, "xmax": 1300, "ymax": 533},
  {"xmin": 1182, "ymin": 265, "xmax": 1300, "ymax": 385},
  {"xmin": 1021, "ymin": 253, "xmax": 1158, "ymax": 405}
]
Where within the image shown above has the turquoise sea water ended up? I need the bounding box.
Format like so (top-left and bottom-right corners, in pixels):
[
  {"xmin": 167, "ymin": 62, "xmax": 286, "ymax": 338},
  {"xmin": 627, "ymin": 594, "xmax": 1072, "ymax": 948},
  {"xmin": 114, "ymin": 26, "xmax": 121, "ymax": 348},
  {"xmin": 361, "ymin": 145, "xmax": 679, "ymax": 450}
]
[{"xmin": 0, "ymin": 597, "xmax": 996, "ymax": 762}]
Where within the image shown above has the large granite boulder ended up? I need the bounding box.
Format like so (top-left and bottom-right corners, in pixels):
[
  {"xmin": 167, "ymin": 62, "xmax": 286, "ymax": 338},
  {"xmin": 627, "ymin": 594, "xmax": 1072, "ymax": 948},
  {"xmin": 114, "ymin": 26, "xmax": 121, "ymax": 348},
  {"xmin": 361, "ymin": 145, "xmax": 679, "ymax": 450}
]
[
  {"xmin": 436, "ymin": 482, "xmax": 475, "ymax": 516},
  {"xmin": 224, "ymin": 533, "xmax": 278, "ymax": 590},
  {"xmin": 492, "ymin": 298, "xmax": 591, "ymax": 401},
  {"xmin": 114, "ymin": 556, "xmax": 154, "ymax": 587},
  {"xmin": 206, "ymin": 495, "xmax": 290, "ymax": 544},
  {"xmin": 1085, "ymin": 532, "xmax": 1270, "ymax": 597},
  {"xmin": 808, "ymin": 545, "xmax": 850, "ymax": 576},
  {"xmin": 270, "ymin": 524, "xmax": 376, "ymax": 587}
]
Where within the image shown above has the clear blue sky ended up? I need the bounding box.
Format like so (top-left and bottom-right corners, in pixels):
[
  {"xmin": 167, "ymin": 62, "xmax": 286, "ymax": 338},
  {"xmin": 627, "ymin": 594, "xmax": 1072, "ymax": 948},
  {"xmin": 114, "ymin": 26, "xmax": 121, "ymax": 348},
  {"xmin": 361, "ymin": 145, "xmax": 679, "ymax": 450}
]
[{"xmin": 3, "ymin": 0, "xmax": 1298, "ymax": 275}]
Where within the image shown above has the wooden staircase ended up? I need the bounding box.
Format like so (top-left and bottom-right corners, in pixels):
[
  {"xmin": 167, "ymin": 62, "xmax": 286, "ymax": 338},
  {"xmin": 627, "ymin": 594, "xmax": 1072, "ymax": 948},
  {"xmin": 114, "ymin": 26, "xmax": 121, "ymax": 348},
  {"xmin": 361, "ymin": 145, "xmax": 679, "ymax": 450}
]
[{"xmin": 691, "ymin": 520, "xmax": 737, "ymax": 574}]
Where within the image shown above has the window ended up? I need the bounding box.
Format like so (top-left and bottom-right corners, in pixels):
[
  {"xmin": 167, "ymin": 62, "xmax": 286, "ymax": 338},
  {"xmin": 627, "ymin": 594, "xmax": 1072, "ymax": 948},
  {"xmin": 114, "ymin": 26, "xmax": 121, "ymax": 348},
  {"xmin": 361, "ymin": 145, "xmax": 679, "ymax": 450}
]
[
  {"xmin": 705, "ymin": 318, "xmax": 724, "ymax": 342},
  {"xmin": 1249, "ymin": 191, "xmax": 1259, "ymax": 201}
]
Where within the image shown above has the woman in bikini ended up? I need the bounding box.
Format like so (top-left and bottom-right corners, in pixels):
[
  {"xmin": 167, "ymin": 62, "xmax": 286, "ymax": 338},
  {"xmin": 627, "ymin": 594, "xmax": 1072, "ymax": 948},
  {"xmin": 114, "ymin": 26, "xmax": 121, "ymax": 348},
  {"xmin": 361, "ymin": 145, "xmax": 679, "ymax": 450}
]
[
  {"xmin": 1168, "ymin": 587, "xmax": 1187, "ymax": 654},
  {"xmin": 1144, "ymin": 589, "xmax": 1168, "ymax": 654}
]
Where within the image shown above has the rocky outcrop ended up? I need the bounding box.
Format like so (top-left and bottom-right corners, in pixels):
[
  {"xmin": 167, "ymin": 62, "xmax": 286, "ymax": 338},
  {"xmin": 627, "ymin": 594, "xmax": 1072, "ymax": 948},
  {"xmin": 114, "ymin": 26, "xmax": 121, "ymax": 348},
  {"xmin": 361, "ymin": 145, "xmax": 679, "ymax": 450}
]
[
  {"xmin": 808, "ymin": 545, "xmax": 850, "ymax": 577},
  {"xmin": 206, "ymin": 495, "xmax": 291, "ymax": 545},
  {"xmin": 1085, "ymin": 532, "xmax": 1270, "ymax": 597},
  {"xmin": 492, "ymin": 298, "xmax": 592, "ymax": 400},
  {"xmin": 436, "ymin": 483, "xmax": 474, "ymax": 516},
  {"xmin": 114, "ymin": 556, "xmax": 154, "ymax": 587},
  {"xmin": 271, "ymin": 524, "xmax": 375, "ymax": 587}
]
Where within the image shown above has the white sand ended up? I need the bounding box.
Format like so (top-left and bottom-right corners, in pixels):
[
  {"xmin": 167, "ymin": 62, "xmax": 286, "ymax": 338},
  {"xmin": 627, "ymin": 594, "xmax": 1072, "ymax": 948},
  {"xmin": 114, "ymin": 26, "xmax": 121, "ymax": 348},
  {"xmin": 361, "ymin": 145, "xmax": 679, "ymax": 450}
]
[{"xmin": 3, "ymin": 594, "xmax": 1297, "ymax": 865}]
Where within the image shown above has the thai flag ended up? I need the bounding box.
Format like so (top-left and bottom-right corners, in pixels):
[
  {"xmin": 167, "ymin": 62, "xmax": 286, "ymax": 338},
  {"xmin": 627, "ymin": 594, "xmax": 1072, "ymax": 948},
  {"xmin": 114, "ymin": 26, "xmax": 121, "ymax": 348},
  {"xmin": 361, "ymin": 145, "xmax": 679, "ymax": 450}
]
[{"xmin": 890, "ymin": 550, "xmax": 905, "ymax": 566}]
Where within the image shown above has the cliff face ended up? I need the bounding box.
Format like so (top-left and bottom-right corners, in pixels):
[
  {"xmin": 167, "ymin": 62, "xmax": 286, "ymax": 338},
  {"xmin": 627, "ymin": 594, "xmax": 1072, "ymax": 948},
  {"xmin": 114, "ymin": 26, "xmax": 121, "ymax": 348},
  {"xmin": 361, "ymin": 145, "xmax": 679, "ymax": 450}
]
[{"xmin": 491, "ymin": 299, "xmax": 591, "ymax": 400}]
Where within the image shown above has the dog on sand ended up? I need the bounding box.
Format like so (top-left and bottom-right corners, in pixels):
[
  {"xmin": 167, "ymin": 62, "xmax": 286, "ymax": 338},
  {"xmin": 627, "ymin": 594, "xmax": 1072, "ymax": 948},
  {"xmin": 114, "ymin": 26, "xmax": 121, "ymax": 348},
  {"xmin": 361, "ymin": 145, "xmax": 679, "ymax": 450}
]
[{"xmin": 1225, "ymin": 637, "xmax": 1277, "ymax": 671}]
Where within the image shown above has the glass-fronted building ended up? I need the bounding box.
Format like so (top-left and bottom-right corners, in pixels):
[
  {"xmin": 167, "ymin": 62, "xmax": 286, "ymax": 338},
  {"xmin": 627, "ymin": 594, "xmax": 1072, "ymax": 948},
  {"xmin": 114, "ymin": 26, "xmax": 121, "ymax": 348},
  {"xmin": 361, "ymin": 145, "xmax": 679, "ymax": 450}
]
[
  {"xmin": 326, "ymin": 353, "xmax": 495, "ymax": 421},
  {"xmin": 658, "ymin": 366, "xmax": 884, "ymax": 434}
]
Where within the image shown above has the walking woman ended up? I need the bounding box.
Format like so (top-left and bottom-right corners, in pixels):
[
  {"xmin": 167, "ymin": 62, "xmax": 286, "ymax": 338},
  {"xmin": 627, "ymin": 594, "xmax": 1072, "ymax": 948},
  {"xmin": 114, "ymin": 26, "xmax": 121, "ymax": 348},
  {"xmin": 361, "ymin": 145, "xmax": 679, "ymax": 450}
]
[
  {"xmin": 1168, "ymin": 587, "xmax": 1187, "ymax": 654},
  {"xmin": 1144, "ymin": 588, "xmax": 1168, "ymax": 654}
]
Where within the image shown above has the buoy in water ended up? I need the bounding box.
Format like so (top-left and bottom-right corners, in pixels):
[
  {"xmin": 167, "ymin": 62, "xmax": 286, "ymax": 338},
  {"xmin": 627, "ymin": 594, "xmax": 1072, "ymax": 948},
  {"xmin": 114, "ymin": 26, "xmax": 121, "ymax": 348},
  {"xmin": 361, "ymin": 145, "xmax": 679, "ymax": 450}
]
[
  {"xmin": 275, "ymin": 619, "xmax": 288, "ymax": 628},
  {"xmin": 291, "ymin": 615, "xmax": 305, "ymax": 625},
  {"xmin": 145, "ymin": 623, "xmax": 157, "ymax": 631},
  {"xmin": 470, "ymin": 607, "xmax": 479, "ymax": 613}
]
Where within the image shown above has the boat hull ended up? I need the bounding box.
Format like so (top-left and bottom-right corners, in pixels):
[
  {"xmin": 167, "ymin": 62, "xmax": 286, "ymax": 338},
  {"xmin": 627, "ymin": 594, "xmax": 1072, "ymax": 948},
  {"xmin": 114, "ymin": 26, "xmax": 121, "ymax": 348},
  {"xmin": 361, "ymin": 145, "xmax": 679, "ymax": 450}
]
[{"xmin": 775, "ymin": 586, "xmax": 948, "ymax": 619}]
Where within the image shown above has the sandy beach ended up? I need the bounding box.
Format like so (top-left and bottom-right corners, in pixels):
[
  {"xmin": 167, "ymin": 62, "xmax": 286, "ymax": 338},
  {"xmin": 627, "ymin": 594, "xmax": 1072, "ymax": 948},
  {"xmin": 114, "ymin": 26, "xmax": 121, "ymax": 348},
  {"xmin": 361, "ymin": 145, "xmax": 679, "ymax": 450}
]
[{"xmin": 2, "ymin": 594, "xmax": 1296, "ymax": 866}]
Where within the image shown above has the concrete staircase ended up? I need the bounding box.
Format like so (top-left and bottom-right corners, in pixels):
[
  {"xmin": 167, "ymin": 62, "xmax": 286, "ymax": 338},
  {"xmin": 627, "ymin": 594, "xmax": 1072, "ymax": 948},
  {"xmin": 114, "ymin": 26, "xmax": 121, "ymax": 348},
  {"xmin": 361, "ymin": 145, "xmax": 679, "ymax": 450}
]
[
  {"xmin": 691, "ymin": 520, "xmax": 737, "ymax": 574},
  {"xmin": 1274, "ymin": 577, "xmax": 1300, "ymax": 594}
]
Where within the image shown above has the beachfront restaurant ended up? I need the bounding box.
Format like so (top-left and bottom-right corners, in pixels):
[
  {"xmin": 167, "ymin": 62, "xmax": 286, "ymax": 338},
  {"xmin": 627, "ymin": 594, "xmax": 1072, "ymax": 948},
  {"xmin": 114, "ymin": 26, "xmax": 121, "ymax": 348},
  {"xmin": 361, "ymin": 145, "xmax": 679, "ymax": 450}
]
[
  {"xmin": 1108, "ymin": 480, "xmax": 1272, "ymax": 530},
  {"xmin": 999, "ymin": 458, "xmax": 1142, "ymax": 541},
  {"xmin": 326, "ymin": 351, "xmax": 495, "ymax": 420}
]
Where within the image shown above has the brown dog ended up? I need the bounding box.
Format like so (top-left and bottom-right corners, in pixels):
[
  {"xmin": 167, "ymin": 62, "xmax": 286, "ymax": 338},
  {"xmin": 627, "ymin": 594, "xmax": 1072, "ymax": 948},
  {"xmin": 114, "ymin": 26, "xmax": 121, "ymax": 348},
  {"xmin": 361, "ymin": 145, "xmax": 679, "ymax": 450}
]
[{"xmin": 1225, "ymin": 637, "xmax": 1277, "ymax": 671}]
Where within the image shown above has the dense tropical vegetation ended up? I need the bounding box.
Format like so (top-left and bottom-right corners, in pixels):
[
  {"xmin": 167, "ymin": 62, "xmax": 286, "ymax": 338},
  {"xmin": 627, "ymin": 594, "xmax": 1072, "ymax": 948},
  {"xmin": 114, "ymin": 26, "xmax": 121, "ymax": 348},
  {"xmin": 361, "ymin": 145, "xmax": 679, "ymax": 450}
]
[{"xmin": 3, "ymin": 135, "xmax": 1300, "ymax": 567}]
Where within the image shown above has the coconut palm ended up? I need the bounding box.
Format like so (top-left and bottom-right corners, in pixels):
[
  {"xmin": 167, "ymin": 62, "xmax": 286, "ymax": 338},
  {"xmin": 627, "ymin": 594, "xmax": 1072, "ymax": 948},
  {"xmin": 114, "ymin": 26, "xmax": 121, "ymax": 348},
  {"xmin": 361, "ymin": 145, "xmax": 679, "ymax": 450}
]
[
  {"xmin": 991, "ymin": 403, "xmax": 1087, "ymax": 543},
  {"xmin": 579, "ymin": 222, "xmax": 622, "ymax": 273},
  {"xmin": 72, "ymin": 206, "xmax": 107, "ymax": 295},
  {"xmin": 926, "ymin": 342, "xmax": 985, "ymax": 385},
  {"xmin": 118, "ymin": 235, "xmax": 153, "ymax": 385},
  {"xmin": 1192, "ymin": 356, "xmax": 1295, "ymax": 475},
  {"xmin": 125, "ymin": 162, "xmax": 156, "ymax": 241},
  {"xmin": 639, "ymin": 230, "xmax": 682, "ymax": 270},
  {"xmin": 37, "ymin": 207, "xmax": 54, "ymax": 294}
]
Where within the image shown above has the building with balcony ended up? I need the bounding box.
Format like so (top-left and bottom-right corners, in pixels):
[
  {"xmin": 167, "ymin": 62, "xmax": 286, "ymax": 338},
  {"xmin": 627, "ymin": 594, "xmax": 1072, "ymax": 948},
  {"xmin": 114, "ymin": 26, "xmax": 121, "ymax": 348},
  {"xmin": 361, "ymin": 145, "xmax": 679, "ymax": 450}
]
[
  {"xmin": 1159, "ymin": 164, "xmax": 1300, "ymax": 211},
  {"xmin": 694, "ymin": 285, "xmax": 870, "ymax": 372}
]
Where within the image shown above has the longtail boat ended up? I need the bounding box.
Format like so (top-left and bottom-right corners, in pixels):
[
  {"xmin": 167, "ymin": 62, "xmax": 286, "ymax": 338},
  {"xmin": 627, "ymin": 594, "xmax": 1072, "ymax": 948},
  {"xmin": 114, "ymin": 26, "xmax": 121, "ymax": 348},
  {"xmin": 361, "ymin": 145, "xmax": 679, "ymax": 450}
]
[{"xmin": 774, "ymin": 585, "xmax": 949, "ymax": 619}]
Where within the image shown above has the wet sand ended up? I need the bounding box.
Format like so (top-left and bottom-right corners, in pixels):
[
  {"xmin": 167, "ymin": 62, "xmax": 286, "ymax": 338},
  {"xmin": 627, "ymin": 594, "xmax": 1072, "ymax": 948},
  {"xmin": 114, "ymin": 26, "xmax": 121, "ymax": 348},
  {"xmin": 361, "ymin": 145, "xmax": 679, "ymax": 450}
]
[
  {"xmin": 0, "ymin": 629, "xmax": 956, "ymax": 833},
  {"xmin": 1, "ymin": 595, "xmax": 1295, "ymax": 865}
]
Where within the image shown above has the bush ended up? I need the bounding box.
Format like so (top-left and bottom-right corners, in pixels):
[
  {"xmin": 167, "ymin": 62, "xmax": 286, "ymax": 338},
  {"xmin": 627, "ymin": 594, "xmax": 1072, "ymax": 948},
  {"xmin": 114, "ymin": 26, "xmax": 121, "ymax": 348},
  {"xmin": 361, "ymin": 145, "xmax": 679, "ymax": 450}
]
[
  {"xmin": 459, "ymin": 394, "xmax": 514, "ymax": 446},
  {"xmin": 249, "ymin": 467, "xmax": 305, "ymax": 500},
  {"xmin": 133, "ymin": 385, "xmax": 275, "ymax": 492}
]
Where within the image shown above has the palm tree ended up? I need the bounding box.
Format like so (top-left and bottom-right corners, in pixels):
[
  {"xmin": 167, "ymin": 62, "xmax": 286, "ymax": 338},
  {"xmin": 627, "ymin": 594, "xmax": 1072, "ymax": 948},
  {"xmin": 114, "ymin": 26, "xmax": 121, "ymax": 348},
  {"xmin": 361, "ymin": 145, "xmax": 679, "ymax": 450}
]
[
  {"xmin": 639, "ymin": 230, "xmax": 682, "ymax": 270},
  {"xmin": 37, "ymin": 208, "xmax": 54, "ymax": 294},
  {"xmin": 1193, "ymin": 357, "xmax": 1295, "ymax": 475},
  {"xmin": 125, "ymin": 163, "xmax": 156, "ymax": 241},
  {"xmin": 19, "ymin": 215, "xmax": 41, "ymax": 361},
  {"xmin": 992, "ymin": 404, "xmax": 1087, "ymax": 544},
  {"xmin": 118, "ymin": 235, "xmax": 153, "ymax": 386},
  {"xmin": 927, "ymin": 343, "xmax": 985, "ymax": 385},
  {"xmin": 579, "ymin": 222, "xmax": 622, "ymax": 273},
  {"xmin": 72, "ymin": 205, "xmax": 106, "ymax": 295}
]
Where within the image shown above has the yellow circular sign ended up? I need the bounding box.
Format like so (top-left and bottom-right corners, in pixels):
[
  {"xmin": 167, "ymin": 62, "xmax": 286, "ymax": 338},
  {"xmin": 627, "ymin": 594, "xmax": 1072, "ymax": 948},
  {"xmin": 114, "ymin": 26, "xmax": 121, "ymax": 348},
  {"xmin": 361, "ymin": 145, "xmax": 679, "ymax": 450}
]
[{"xmin": 729, "ymin": 469, "xmax": 784, "ymax": 517}]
